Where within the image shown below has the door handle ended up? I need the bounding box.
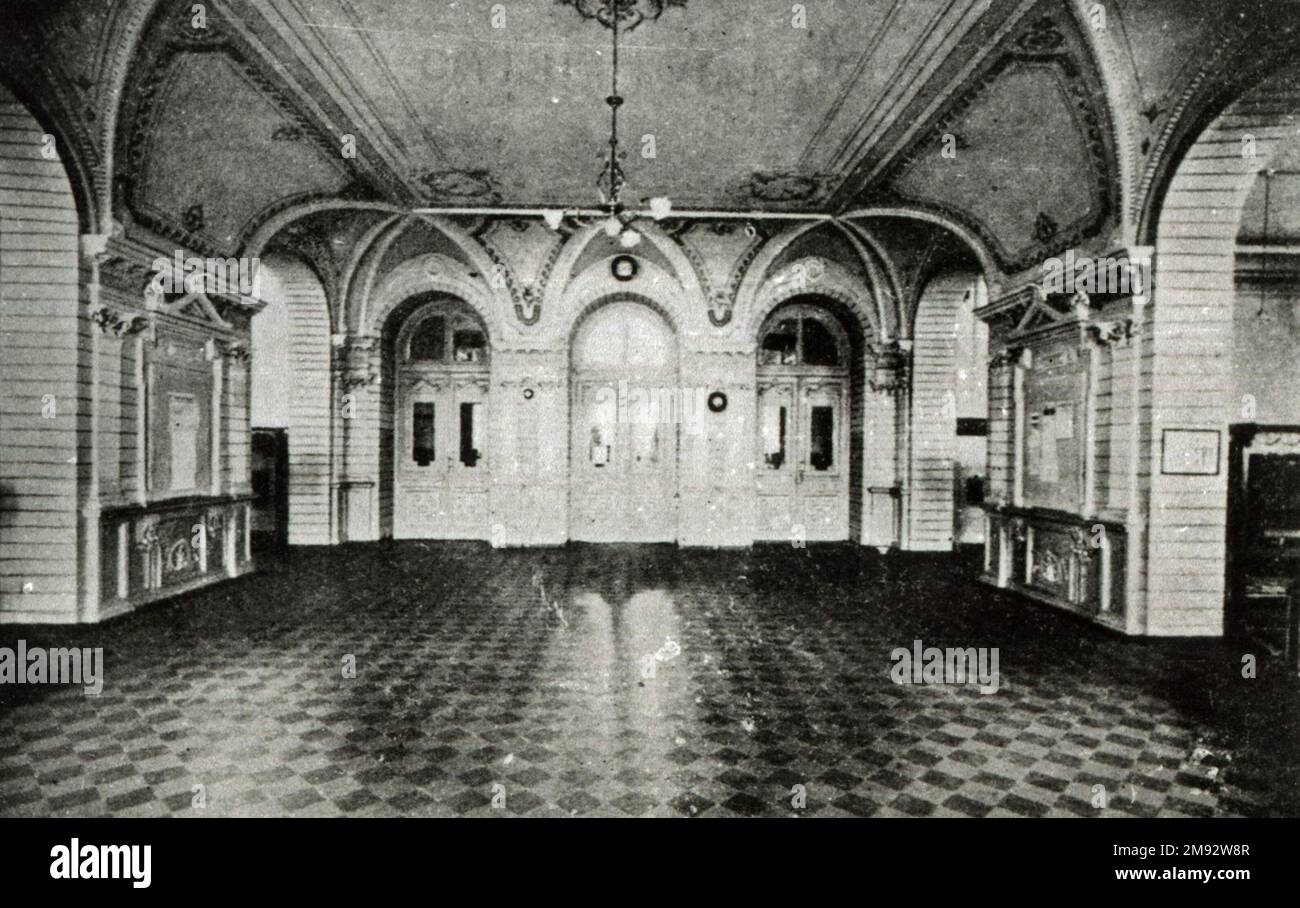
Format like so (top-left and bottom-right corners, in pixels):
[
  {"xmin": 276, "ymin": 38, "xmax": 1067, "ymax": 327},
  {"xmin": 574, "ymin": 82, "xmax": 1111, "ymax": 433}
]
[{"xmin": 796, "ymin": 467, "xmax": 805, "ymax": 483}]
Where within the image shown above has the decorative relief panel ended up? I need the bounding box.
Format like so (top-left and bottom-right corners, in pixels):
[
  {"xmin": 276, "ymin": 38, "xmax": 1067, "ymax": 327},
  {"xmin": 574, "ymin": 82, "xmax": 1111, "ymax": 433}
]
[
  {"xmin": 676, "ymin": 222, "xmax": 765, "ymax": 329},
  {"xmin": 339, "ymin": 335, "xmax": 381, "ymax": 389},
  {"xmin": 747, "ymin": 171, "xmax": 824, "ymax": 204},
  {"xmin": 104, "ymin": 498, "xmax": 252, "ymax": 609},
  {"xmin": 88, "ymin": 306, "xmax": 150, "ymax": 337},
  {"xmin": 983, "ymin": 507, "xmax": 1126, "ymax": 629},
  {"xmin": 419, "ymin": 169, "xmax": 501, "ymax": 204}
]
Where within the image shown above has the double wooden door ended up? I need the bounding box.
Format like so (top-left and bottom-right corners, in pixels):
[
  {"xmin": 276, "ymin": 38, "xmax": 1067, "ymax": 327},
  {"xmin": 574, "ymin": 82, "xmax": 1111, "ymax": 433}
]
[
  {"xmin": 755, "ymin": 376, "xmax": 849, "ymax": 542},
  {"xmin": 394, "ymin": 372, "xmax": 490, "ymax": 539},
  {"xmin": 570, "ymin": 378, "xmax": 678, "ymax": 542}
]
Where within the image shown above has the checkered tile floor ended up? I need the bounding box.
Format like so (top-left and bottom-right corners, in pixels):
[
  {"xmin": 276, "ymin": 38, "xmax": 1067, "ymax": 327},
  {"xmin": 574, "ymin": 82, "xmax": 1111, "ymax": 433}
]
[{"xmin": 2, "ymin": 543, "xmax": 1297, "ymax": 817}]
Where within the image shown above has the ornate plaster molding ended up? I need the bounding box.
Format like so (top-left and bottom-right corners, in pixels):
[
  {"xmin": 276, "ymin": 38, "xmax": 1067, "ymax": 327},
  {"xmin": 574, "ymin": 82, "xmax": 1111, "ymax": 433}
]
[{"xmin": 557, "ymin": 0, "xmax": 687, "ymax": 31}]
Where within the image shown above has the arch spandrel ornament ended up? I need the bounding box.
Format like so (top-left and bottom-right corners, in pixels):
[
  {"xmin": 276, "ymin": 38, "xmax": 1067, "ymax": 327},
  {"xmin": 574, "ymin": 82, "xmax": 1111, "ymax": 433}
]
[{"xmin": 365, "ymin": 253, "xmax": 506, "ymax": 346}]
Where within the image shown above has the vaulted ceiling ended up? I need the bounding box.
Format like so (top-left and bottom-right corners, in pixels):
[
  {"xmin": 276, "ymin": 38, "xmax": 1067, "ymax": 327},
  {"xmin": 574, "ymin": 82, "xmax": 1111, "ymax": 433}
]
[
  {"xmin": 247, "ymin": 0, "xmax": 982, "ymax": 209},
  {"xmin": 3, "ymin": 0, "xmax": 1295, "ymax": 278},
  {"xmin": 110, "ymin": 0, "xmax": 1116, "ymax": 271}
]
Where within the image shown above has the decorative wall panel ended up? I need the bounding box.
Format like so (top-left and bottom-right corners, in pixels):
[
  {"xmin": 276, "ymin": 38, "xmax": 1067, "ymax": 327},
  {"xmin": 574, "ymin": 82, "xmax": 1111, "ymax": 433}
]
[{"xmin": 98, "ymin": 497, "xmax": 254, "ymax": 618}]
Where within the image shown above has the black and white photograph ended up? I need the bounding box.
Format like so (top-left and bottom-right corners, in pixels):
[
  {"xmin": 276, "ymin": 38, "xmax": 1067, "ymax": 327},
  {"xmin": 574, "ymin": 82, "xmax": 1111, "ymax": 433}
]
[{"xmin": 0, "ymin": 0, "xmax": 1298, "ymax": 889}]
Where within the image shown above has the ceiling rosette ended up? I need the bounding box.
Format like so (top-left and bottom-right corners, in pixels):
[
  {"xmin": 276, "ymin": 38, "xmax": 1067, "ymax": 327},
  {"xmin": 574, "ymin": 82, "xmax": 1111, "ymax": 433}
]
[{"xmin": 557, "ymin": 0, "xmax": 687, "ymax": 31}]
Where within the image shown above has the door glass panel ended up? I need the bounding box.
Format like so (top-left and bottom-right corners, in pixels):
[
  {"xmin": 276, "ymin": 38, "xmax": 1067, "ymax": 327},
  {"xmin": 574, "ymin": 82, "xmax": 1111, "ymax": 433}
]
[
  {"xmin": 453, "ymin": 329, "xmax": 486, "ymax": 363},
  {"xmin": 587, "ymin": 387, "xmax": 616, "ymax": 467},
  {"xmin": 413, "ymin": 402, "xmax": 436, "ymax": 466},
  {"xmin": 809, "ymin": 405, "xmax": 834, "ymax": 471},
  {"xmin": 760, "ymin": 318, "xmax": 798, "ymax": 366},
  {"xmin": 802, "ymin": 319, "xmax": 840, "ymax": 366},
  {"xmin": 459, "ymin": 402, "xmax": 482, "ymax": 467},
  {"xmin": 589, "ymin": 426, "xmax": 611, "ymax": 466},
  {"xmin": 761, "ymin": 401, "xmax": 787, "ymax": 469},
  {"xmin": 630, "ymin": 417, "xmax": 661, "ymax": 466}
]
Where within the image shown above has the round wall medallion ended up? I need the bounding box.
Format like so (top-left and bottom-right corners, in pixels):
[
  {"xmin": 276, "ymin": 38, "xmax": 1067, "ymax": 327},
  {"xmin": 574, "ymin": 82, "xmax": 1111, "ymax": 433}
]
[
  {"xmin": 523, "ymin": 387, "xmax": 535, "ymax": 400},
  {"xmin": 707, "ymin": 391, "xmax": 728, "ymax": 413},
  {"xmin": 611, "ymin": 255, "xmax": 639, "ymax": 282}
]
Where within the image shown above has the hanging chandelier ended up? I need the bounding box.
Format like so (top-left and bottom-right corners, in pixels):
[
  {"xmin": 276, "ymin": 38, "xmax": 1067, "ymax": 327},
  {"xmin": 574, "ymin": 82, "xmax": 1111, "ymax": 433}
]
[{"xmin": 588, "ymin": 0, "xmax": 671, "ymax": 249}]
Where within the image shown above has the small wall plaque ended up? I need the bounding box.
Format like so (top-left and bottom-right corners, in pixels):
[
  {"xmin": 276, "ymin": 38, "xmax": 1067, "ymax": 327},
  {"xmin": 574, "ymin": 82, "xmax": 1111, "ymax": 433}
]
[{"xmin": 1161, "ymin": 428, "xmax": 1221, "ymax": 476}]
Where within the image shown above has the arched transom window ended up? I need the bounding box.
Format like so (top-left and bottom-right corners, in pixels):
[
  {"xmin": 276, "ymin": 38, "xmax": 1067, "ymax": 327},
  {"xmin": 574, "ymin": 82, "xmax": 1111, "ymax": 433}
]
[
  {"xmin": 759, "ymin": 305, "xmax": 846, "ymax": 369},
  {"xmin": 407, "ymin": 303, "xmax": 489, "ymax": 365}
]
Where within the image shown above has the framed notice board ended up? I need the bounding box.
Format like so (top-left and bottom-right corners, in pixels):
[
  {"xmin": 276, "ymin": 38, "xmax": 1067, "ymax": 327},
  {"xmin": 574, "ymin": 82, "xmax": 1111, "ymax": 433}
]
[
  {"xmin": 1162, "ymin": 429, "xmax": 1220, "ymax": 475},
  {"xmin": 1021, "ymin": 342, "xmax": 1087, "ymax": 512}
]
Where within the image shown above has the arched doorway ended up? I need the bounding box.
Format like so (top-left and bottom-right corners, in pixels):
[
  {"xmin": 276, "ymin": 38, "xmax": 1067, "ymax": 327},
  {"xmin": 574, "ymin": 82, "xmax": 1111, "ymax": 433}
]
[
  {"xmin": 1221, "ymin": 110, "xmax": 1300, "ymax": 644},
  {"xmin": 391, "ymin": 295, "xmax": 491, "ymax": 539},
  {"xmin": 755, "ymin": 303, "xmax": 852, "ymax": 542},
  {"xmin": 1145, "ymin": 60, "xmax": 1300, "ymax": 636},
  {"xmin": 570, "ymin": 299, "xmax": 679, "ymax": 542}
]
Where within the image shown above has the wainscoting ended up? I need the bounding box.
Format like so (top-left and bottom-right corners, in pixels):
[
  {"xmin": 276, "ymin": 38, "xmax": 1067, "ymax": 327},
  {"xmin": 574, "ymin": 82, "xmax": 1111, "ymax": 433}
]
[
  {"xmin": 97, "ymin": 496, "xmax": 255, "ymax": 622},
  {"xmin": 982, "ymin": 506, "xmax": 1127, "ymax": 632}
]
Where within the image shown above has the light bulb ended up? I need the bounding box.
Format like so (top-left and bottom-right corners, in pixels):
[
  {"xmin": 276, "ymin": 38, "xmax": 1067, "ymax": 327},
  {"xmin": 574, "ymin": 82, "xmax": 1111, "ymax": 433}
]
[
  {"xmin": 604, "ymin": 216, "xmax": 622, "ymax": 238},
  {"xmin": 620, "ymin": 229, "xmax": 642, "ymax": 248}
]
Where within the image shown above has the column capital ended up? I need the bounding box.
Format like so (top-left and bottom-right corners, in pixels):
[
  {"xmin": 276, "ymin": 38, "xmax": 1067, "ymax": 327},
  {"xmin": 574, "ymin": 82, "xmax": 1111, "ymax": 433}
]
[
  {"xmin": 87, "ymin": 304, "xmax": 150, "ymax": 337},
  {"xmin": 1086, "ymin": 318, "xmax": 1139, "ymax": 348},
  {"xmin": 988, "ymin": 346, "xmax": 1028, "ymax": 369},
  {"xmin": 335, "ymin": 333, "xmax": 381, "ymax": 389}
]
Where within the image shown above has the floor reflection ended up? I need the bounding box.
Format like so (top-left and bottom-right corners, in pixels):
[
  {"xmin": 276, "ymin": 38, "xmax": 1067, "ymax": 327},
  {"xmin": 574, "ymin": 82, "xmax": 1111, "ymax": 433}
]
[
  {"xmin": 0, "ymin": 542, "xmax": 1293, "ymax": 817},
  {"xmin": 530, "ymin": 583, "xmax": 695, "ymax": 816}
]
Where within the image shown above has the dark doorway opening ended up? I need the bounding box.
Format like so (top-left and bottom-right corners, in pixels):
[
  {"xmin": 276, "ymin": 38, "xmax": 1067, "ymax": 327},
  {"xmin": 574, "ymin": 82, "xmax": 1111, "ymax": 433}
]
[
  {"xmin": 1227, "ymin": 423, "xmax": 1300, "ymax": 656},
  {"xmin": 252, "ymin": 428, "xmax": 289, "ymax": 553}
]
